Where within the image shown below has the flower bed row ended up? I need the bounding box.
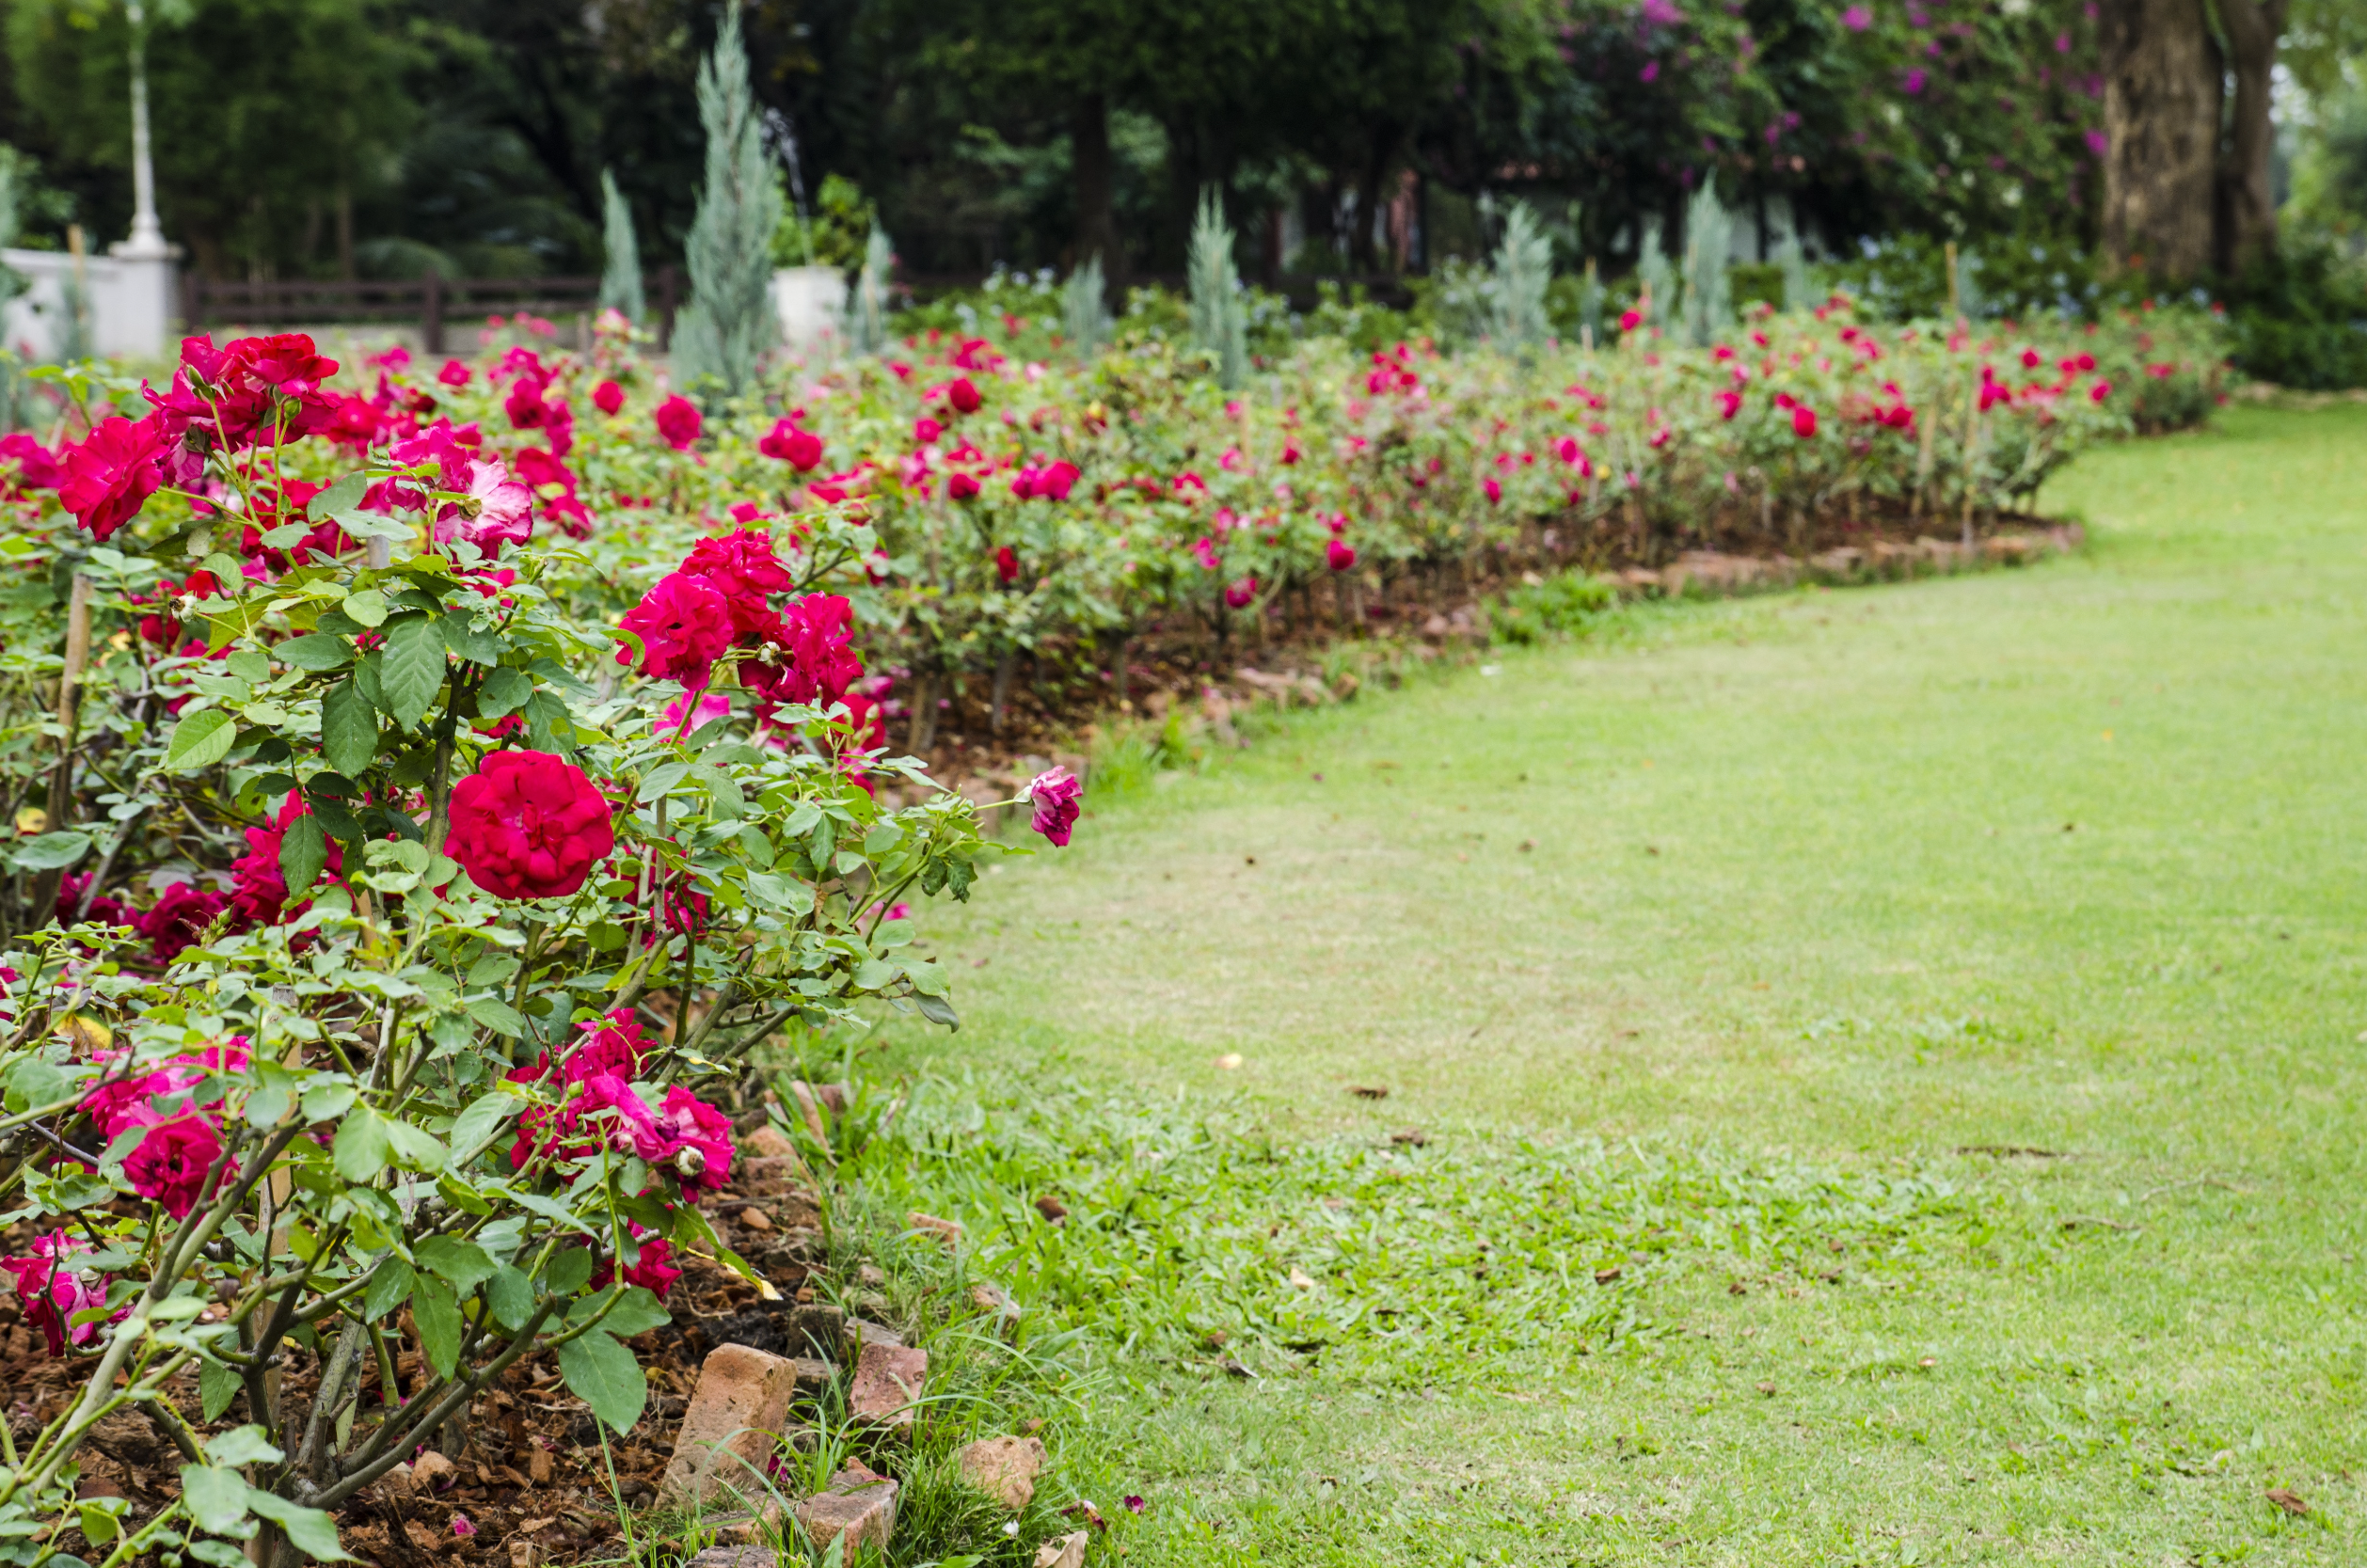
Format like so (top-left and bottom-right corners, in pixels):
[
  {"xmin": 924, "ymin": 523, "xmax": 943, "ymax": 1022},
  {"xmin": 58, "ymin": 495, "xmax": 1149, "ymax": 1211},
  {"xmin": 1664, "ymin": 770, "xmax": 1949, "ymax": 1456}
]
[{"xmin": 0, "ymin": 293, "xmax": 2213, "ymax": 1566}]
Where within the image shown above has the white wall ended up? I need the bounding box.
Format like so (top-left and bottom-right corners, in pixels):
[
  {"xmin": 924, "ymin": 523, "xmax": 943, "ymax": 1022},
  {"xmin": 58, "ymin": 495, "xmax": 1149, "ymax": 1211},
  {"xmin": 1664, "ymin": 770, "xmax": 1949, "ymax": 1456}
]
[{"xmin": 0, "ymin": 248, "xmax": 176, "ymax": 364}]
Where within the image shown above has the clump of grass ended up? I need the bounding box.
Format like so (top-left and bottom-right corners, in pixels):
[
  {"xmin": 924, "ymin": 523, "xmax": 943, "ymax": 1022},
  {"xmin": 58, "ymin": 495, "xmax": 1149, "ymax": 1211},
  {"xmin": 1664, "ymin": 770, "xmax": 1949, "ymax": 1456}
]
[{"xmin": 837, "ymin": 1076, "xmax": 1997, "ymax": 1389}]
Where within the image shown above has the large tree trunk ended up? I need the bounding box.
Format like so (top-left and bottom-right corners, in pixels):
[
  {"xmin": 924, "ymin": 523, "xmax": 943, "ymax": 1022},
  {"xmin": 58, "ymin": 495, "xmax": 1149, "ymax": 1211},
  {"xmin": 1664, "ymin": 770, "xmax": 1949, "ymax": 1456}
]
[
  {"xmin": 2216, "ymin": 0, "xmax": 2288, "ymax": 275},
  {"xmin": 1072, "ymin": 93, "xmax": 1123, "ymax": 300},
  {"xmin": 2098, "ymin": 0, "xmax": 2220, "ymax": 281}
]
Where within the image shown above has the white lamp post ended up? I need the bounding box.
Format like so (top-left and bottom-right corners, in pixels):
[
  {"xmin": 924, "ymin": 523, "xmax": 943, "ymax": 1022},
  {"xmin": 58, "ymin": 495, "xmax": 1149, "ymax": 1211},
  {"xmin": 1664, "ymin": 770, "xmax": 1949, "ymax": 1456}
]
[{"xmin": 115, "ymin": 0, "xmax": 169, "ymax": 260}]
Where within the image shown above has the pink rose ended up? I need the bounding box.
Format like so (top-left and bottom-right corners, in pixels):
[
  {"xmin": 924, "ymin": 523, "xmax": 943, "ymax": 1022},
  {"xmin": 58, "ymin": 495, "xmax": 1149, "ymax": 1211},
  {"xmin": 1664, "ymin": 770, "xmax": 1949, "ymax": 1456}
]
[{"xmin": 1025, "ymin": 766, "xmax": 1083, "ymax": 847}]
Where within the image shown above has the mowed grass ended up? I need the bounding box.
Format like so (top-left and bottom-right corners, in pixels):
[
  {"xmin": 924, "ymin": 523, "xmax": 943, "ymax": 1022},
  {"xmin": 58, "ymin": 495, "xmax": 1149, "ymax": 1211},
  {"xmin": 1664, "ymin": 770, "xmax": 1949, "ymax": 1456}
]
[{"xmin": 859, "ymin": 405, "xmax": 2367, "ymax": 1566}]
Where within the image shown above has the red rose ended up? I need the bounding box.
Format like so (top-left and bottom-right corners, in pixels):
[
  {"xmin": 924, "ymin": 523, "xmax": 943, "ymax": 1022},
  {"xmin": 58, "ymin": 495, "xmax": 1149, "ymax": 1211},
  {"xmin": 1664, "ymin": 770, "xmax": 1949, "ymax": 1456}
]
[
  {"xmin": 616, "ymin": 571, "xmax": 735, "ymax": 684},
  {"xmin": 445, "ymin": 751, "xmax": 615, "ymax": 901},
  {"xmin": 946, "ymin": 376, "xmax": 982, "ymax": 415},
  {"xmin": 226, "ymin": 333, "xmax": 338, "ymax": 393},
  {"xmin": 682, "ymin": 529, "xmax": 796, "ymax": 635},
  {"xmin": 744, "ymin": 593, "xmax": 862, "ymax": 707},
  {"xmin": 994, "ymin": 546, "xmax": 1019, "ymax": 583},
  {"xmin": 59, "ymin": 416, "xmax": 169, "ymax": 540},
  {"xmin": 758, "ymin": 419, "xmax": 823, "ymax": 471},
  {"xmin": 123, "ymin": 1111, "xmax": 230, "ymax": 1219},
  {"xmin": 947, "ymin": 470, "xmax": 980, "ymax": 501},
  {"xmin": 593, "ymin": 380, "xmax": 625, "ymax": 416},
  {"xmin": 1326, "ymin": 539, "xmax": 1357, "ymax": 572},
  {"xmin": 141, "ymin": 881, "xmax": 229, "ymax": 961},
  {"xmin": 654, "ymin": 395, "xmax": 702, "ymax": 451}
]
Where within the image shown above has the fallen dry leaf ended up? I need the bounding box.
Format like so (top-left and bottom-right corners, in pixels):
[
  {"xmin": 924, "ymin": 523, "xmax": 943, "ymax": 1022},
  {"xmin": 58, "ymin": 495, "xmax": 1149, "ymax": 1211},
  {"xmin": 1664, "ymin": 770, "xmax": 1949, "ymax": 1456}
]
[
  {"xmin": 1348, "ymin": 1085, "xmax": 1389, "ymax": 1100},
  {"xmin": 2266, "ymin": 1488, "xmax": 2309, "ymax": 1517}
]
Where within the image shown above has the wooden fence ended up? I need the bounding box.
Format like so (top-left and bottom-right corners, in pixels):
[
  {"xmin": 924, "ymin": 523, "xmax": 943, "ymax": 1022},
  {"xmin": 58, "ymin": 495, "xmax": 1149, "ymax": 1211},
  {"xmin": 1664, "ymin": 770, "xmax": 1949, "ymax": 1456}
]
[{"xmin": 181, "ymin": 268, "xmax": 683, "ymax": 354}]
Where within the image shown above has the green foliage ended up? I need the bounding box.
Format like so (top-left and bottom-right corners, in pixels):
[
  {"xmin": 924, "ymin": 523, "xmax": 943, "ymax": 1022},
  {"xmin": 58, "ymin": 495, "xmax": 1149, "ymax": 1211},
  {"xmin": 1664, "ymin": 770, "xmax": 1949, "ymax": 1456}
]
[
  {"xmin": 1061, "ymin": 254, "xmax": 1110, "ymax": 358},
  {"xmin": 1680, "ymin": 184, "xmax": 1734, "ymax": 347},
  {"xmin": 673, "ymin": 6, "xmax": 782, "ymax": 395},
  {"xmin": 596, "ymin": 168, "xmax": 644, "ymax": 325},
  {"xmin": 1488, "ymin": 569, "xmax": 1616, "ymax": 644},
  {"xmin": 1185, "ymin": 188, "xmax": 1247, "ymax": 390},
  {"xmin": 1487, "ymin": 201, "xmax": 1552, "ymax": 349},
  {"xmin": 772, "ymin": 172, "xmax": 876, "ymax": 273}
]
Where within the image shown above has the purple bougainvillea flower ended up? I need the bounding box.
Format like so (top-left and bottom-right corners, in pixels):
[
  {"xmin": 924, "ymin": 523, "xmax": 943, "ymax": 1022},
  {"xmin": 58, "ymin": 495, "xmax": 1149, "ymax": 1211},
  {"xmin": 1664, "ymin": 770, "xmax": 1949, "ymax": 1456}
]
[{"xmin": 1842, "ymin": 4, "xmax": 1870, "ymax": 28}]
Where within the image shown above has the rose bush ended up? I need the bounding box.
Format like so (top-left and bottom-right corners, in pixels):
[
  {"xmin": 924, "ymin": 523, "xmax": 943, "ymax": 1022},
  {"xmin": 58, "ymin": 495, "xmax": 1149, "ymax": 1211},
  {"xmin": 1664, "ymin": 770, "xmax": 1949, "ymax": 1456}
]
[{"xmin": 0, "ymin": 323, "xmax": 1089, "ymax": 1568}]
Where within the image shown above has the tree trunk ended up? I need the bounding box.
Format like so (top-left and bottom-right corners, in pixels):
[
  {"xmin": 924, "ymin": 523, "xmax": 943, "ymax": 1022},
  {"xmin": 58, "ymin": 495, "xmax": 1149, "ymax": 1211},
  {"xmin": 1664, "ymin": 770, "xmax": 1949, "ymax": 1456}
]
[
  {"xmin": 1072, "ymin": 93, "xmax": 1123, "ymax": 299},
  {"xmin": 2216, "ymin": 0, "xmax": 2287, "ymax": 276},
  {"xmin": 2098, "ymin": 0, "xmax": 2219, "ymax": 281}
]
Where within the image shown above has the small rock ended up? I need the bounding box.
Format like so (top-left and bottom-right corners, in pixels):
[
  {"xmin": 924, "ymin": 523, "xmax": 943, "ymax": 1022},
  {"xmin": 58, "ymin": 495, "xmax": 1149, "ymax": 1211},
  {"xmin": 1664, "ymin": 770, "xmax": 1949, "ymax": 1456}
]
[
  {"xmin": 856, "ymin": 1263, "xmax": 886, "ymax": 1288},
  {"xmin": 971, "ymin": 1284, "xmax": 1021, "ymax": 1324},
  {"xmin": 740, "ymin": 1123, "xmax": 796, "ymax": 1159},
  {"xmin": 958, "ymin": 1435, "xmax": 1046, "ymax": 1511},
  {"xmin": 847, "ymin": 1317, "xmax": 905, "ymax": 1352},
  {"xmin": 659, "ymin": 1343, "xmax": 802, "ymax": 1507},
  {"xmin": 795, "ymin": 1468, "xmax": 898, "ymax": 1556},
  {"xmin": 737, "ymin": 1207, "xmax": 773, "ymax": 1233},
  {"xmin": 688, "ymin": 1547, "xmax": 776, "ymax": 1568},
  {"xmin": 1034, "ymin": 1530, "xmax": 1088, "ymax": 1568},
  {"xmin": 790, "ymin": 1355, "xmax": 836, "ymax": 1396},
  {"xmin": 849, "ymin": 1341, "xmax": 929, "ymax": 1437},
  {"xmin": 908, "ymin": 1212, "xmax": 963, "ymax": 1248}
]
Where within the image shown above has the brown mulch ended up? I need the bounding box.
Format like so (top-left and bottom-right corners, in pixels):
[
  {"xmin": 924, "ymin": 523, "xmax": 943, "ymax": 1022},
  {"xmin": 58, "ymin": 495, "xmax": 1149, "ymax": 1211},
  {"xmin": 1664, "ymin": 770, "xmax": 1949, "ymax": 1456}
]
[{"xmin": 4, "ymin": 1175, "xmax": 843, "ymax": 1568}]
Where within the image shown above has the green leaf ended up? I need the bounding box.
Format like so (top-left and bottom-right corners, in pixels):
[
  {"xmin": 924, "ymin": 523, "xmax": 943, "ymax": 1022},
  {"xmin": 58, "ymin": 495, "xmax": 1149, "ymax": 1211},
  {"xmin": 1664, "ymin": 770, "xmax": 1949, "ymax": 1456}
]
[
  {"xmin": 341, "ymin": 588, "xmax": 389, "ymax": 628},
  {"xmin": 744, "ymin": 872, "xmax": 814, "ymax": 917},
  {"xmin": 464, "ymin": 996, "xmax": 528, "ymax": 1037},
  {"xmin": 360, "ymin": 1257, "xmax": 413, "ymax": 1323},
  {"xmin": 477, "ymin": 666, "xmax": 533, "ymax": 720},
  {"xmin": 378, "ymin": 616, "xmax": 447, "ymax": 731},
  {"xmin": 178, "ymin": 1465, "xmax": 251, "ymax": 1535},
  {"xmin": 599, "ymin": 1286, "xmax": 672, "ymax": 1338},
  {"xmin": 187, "ymin": 1543, "xmax": 249, "ymax": 1568},
  {"xmin": 166, "ymin": 709, "xmax": 239, "ymax": 772},
  {"xmin": 415, "ymin": 1235, "xmax": 498, "ymax": 1291},
  {"xmin": 77, "ymin": 1502, "xmax": 119, "ymax": 1544},
  {"xmin": 12, "ymin": 831, "xmax": 90, "ymax": 873},
  {"xmin": 299, "ymin": 1082, "xmax": 357, "ymax": 1122},
  {"xmin": 319, "ymin": 678, "xmax": 377, "ymax": 778},
  {"xmin": 436, "ymin": 1170, "xmax": 493, "ymax": 1215},
  {"xmin": 383, "ymin": 1119, "xmax": 447, "ymax": 1172},
  {"xmin": 245, "ymin": 1491, "xmax": 354, "ymax": 1561},
  {"xmin": 202, "ymin": 1426, "xmax": 282, "ymax": 1468},
  {"xmin": 413, "ymin": 1275, "xmax": 462, "ymax": 1380},
  {"xmin": 308, "ymin": 472, "xmax": 368, "ymax": 520},
  {"xmin": 523, "ymin": 689, "xmax": 576, "ymax": 754},
  {"xmin": 485, "ymin": 1266, "xmax": 535, "ymax": 1333},
  {"xmin": 449, "ymin": 1087, "xmax": 524, "ymax": 1160},
  {"xmin": 913, "ymin": 992, "xmax": 960, "ymax": 1030},
  {"xmin": 543, "ymin": 1245, "xmax": 595, "ymax": 1295},
  {"xmin": 333, "ymin": 1108, "xmax": 392, "ymax": 1180},
  {"xmin": 277, "ymin": 633, "xmax": 353, "ymax": 673},
  {"xmin": 278, "ymin": 813, "xmax": 328, "ymax": 897},
  {"xmin": 441, "ymin": 611, "xmax": 504, "ymax": 666},
  {"xmin": 556, "ymin": 1330, "xmax": 646, "ymax": 1433},
  {"xmin": 199, "ymin": 1358, "xmax": 242, "ymax": 1422}
]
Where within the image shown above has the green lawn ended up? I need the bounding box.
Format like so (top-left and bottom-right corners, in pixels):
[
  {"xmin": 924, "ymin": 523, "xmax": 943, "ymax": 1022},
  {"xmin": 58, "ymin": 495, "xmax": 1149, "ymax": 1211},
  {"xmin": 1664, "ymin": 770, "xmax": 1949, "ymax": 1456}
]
[{"xmin": 859, "ymin": 405, "xmax": 2367, "ymax": 1566}]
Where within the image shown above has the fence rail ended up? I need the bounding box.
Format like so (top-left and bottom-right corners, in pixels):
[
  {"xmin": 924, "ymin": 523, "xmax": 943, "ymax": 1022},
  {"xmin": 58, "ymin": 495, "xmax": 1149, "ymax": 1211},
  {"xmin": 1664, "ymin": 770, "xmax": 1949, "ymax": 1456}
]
[{"xmin": 182, "ymin": 269, "xmax": 683, "ymax": 354}]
